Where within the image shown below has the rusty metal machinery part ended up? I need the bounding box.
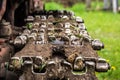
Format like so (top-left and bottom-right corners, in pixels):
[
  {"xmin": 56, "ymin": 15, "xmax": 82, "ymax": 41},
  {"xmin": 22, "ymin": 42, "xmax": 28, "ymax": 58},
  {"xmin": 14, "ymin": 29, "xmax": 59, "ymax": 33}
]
[
  {"xmin": 91, "ymin": 39, "xmax": 104, "ymax": 50},
  {"xmin": 0, "ymin": 43, "xmax": 14, "ymax": 64},
  {"xmin": 0, "ymin": 21, "xmax": 12, "ymax": 38},
  {"xmin": 0, "ymin": 38, "xmax": 16, "ymax": 79},
  {"xmin": 5, "ymin": 56, "xmax": 110, "ymax": 80},
  {"xmin": 1, "ymin": 10, "xmax": 110, "ymax": 80},
  {"xmin": 6, "ymin": 56, "xmax": 110, "ymax": 72}
]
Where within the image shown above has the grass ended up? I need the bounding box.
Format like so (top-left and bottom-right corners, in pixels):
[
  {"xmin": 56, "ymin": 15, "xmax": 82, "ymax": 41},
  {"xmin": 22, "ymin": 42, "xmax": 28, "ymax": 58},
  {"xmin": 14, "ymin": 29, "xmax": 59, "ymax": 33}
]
[
  {"xmin": 79, "ymin": 11, "xmax": 120, "ymax": 80},
  {"xmin": 45, "ymin": 2, "xmax": 120, "ymax": 80}
]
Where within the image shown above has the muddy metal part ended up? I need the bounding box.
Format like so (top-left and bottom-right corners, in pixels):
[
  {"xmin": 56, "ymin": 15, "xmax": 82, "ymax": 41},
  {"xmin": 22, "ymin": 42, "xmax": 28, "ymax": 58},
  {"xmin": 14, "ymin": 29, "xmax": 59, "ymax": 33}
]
[
  {"xmin": 1, "ymin": 10, "xmax": 110, "ymax": 80},
  {"xmin": 0, "ymin": 43, "xmax": 13, "ymax": 79},
  {"xmin": 0, "ymin": 21, "xmax": 12, "ymax": 38},
  {"xmin": 0, "ymin": 43, "xmax": 13, "ymax": 64}
]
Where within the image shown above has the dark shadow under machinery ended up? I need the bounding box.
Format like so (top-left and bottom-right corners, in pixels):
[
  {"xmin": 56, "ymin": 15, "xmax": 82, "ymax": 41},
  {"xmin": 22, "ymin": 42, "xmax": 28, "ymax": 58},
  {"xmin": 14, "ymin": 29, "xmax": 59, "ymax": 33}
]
[{"xmin": 0, "ymin": 1, "xmax": 110, "ymax": 80}]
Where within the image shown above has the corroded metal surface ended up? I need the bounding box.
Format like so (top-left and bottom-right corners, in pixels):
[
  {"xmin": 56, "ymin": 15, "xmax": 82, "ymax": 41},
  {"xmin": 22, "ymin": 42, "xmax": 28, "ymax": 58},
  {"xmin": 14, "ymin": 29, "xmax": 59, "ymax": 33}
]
[
  {"xmin": 0, "ymin": 10, "xmax": 110, "ymax": 80},
  {"xmin": 0, "ymin": 43, "xmax": 13, "ymax": 64}
]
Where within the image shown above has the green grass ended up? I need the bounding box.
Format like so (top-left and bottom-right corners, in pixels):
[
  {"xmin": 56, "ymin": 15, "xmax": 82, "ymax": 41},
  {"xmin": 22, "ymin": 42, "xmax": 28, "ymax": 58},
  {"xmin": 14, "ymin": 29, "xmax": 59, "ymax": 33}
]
[
  {"xmin": 45, "ymin": 2, "xmax": 64, "ymax": 10},
  {"xmin": 78, "ymin": 11, "xmax": 120, "ymax": 80},
  {"xmin": 45, "ymin": 2, "xmax": 120, "ymax": 80}
]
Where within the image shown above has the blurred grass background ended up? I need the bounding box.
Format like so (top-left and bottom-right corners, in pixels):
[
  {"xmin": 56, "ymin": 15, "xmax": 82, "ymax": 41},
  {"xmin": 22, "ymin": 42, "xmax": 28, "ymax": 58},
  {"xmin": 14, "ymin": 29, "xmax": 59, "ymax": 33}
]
[{"xmin": 45, "ymin": 2, "xmax": 120, "ymax": 80}]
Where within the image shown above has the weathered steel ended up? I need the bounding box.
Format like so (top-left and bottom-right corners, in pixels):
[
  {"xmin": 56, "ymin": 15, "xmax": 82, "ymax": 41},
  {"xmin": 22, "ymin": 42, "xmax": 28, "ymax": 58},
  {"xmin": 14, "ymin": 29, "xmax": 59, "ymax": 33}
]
[{"xmin": 0, "ymin": 10, "xmax": 110, "ymax": 80}]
